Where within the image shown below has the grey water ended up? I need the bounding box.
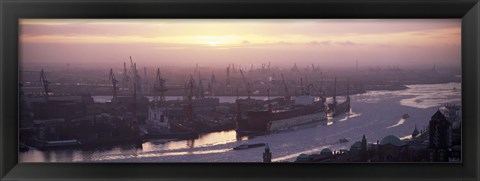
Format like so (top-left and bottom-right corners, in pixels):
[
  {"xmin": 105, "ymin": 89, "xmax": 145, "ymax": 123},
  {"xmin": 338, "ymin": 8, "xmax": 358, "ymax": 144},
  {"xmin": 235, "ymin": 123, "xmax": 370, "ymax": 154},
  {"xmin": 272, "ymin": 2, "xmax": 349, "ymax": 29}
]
[{"xmin": 19, "ymin": 82, "xmax": 461, "ymax": 162}]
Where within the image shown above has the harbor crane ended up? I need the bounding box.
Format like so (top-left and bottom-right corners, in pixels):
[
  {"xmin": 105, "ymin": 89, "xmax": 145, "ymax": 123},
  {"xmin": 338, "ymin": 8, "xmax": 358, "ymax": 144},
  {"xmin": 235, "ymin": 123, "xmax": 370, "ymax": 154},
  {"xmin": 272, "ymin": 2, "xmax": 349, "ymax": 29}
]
[
  {"xmin": 209, "ymin": 71, "xmax": 216, "ymax": 96},
  {"xmin": 239, "ymin": 69, "xmax": 252, "ymax": 99},
  {"xmin": 154, "ymin": 68, "xmax": 167, "ymax": 103},
  {"xmin": 109, "ymin": 68, "xmax": 119, "ymax": 102},
  {"xmin": 197, "ymin": 72, "xmax": 204, "ymax": 99},
  {"xmin": 144, "ymin": 67, "xmax": 148, "ymax": 94},
  {"xmin": 291, "ymin": 63, "xmax": 299, "ymax": 72},
  {"xmin": 186, "ymin": 75, "xmax": 196, "ymax": 128},
  {"xmin": 122, "ymin": 62, "xmax": 130, "ymax": 91},
  {"xmin": 185, "ymin": 75, "xmax": 197, "ymax": 101},
  {"xmin": 281, "ymin": 73, "xmax": 290, "ymax": 101},
  {"xmin": 129, "ymin": 56, "xmax": 143, "ymax": 99},
  {"xmin": 40, "ymin": 69, "xmax": 51, "ymax": 100},
  {"xmin": 226, "ymin": 65, "xmax": 231, "ymax": 87}
]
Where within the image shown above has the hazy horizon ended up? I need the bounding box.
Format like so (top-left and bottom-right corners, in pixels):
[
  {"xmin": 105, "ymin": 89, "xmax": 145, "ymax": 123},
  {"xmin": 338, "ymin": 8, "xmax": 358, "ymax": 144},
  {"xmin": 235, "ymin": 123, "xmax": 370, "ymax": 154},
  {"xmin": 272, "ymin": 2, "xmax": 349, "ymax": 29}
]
[{"xmin": 20, "ymin": 19, "xmax": 461, "ymax": 69}]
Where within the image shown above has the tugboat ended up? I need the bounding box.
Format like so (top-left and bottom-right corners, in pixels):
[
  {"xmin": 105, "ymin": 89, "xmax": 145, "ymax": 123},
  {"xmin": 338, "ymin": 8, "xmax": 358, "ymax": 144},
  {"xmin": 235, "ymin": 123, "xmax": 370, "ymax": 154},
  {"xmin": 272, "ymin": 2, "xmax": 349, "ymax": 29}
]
[{"xmin": 339, "ymin": 137, "xmax": 349, "ymax": 143}]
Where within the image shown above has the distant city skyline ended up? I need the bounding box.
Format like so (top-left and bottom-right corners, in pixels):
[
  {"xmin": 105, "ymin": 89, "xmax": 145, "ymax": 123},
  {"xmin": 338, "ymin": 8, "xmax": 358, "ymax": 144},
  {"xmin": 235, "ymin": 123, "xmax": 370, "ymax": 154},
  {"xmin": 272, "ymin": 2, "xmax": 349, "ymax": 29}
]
[{"xmin": 20, "ymin": 19, "xmax": 461, "ymax": 69}]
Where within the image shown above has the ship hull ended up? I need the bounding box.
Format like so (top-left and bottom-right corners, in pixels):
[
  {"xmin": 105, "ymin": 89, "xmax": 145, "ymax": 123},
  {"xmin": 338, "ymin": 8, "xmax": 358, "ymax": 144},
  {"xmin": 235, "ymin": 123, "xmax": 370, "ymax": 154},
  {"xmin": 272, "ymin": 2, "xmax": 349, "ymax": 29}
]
[
  {"xmin": 237, "ymin": 104, "xmax": 327, "ymax": 134},
  {"xmin": 268, "ymin": 112, "xmax": 327, "ymax": 131}
]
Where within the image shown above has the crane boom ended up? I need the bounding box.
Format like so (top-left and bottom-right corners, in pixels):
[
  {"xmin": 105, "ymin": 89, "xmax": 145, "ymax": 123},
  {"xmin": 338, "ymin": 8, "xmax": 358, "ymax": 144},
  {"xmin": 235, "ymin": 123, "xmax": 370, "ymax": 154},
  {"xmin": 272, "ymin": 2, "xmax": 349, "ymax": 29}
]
[
  {"xmin": 239, "ymin": 69, "xmax": 251, "ymax": 99},
  {"xmin": 40, "ymin": 69, "xmax": 51, "ymax": 100},
  {"xmin": 239, "ymin": 69, "xmax": 247, "ymax": 86},
  {"xmin": 154, "ymin": 68, "xmax": 167, "ymax": 103}
]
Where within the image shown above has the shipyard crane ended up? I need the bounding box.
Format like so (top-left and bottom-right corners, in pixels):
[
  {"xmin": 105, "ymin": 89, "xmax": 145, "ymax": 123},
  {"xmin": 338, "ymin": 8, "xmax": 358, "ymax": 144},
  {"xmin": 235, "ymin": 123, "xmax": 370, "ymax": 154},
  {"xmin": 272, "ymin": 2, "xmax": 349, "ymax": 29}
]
[
  {"xmin": 40, "ymin": 69, "xmax": 51, "ymax": 100},
  {"xmin": 186, "ymin": 75, "xmax": 197, "ymax": 101},
  {"xmin": 129, "ymin": 56, "xmax": 134, "ymax": 68},
  {"xmin": 129, "ymin": 56, "xmax": 135, "ymax": 93},
  {"xmin": 239, "ymin": 69, "xmax": 248, "ymax": 87},
  {"xmin": 197, "ymin": 72, "xmax": 204, "ymax": 99},
  {"xmin": 123, "ymin": 62, "xmax": 130, "ymax": 91},
  {"xmin": 154, "ymin": 68, "xmax": 167, "ymax": 103},
  {"xmin": 143, "ymin": 67, "xmax": 148, "ymax": 94},
  {"xmin": 211, "ymin": 71, "xmax": 216, "ymax": 84},
  {"xmin": 129, "ymin": 56, "xmax": 143, "ymax": 99},
  {"xmin": 281, "ymin": 73, "xmax": 290, "ymax": 101},
  {"xmin": 226, "ymin": 65, "xmax": 231, "ymax": 87},
  {"xmin": 109, "ymin": 68, "xmax": 119, "ymax": 102},
  {"xmin": 186, "ymin": 75, "xmax": 196, "ymax": 127},
  {"xmin": 239, "ymin": 69, "xmax": 252, "ymax": 99},
  {"xmin": 291, "ymin": 63, "xmax": 299, "ymax": 72},
  {"xmin": 209, "ymin": 71, "xmax": 216, "ymax": 96}
]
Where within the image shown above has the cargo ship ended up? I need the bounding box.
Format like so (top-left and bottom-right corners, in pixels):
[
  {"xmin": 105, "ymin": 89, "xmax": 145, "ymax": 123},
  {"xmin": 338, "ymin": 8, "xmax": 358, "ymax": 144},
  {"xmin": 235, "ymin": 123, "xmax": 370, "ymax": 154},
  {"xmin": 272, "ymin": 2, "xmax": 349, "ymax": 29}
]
[{"xmin": 236, "ymin": 95, "xmax": 327, "ymax": 134}]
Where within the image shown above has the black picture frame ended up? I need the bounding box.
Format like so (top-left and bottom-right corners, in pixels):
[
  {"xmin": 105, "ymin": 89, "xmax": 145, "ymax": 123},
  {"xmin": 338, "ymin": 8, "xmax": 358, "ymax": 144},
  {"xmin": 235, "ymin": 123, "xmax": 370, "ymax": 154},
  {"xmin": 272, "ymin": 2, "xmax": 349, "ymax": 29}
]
[{"xmin": 1, "ymin": 0, "xmax": 479, "ymax": 180}]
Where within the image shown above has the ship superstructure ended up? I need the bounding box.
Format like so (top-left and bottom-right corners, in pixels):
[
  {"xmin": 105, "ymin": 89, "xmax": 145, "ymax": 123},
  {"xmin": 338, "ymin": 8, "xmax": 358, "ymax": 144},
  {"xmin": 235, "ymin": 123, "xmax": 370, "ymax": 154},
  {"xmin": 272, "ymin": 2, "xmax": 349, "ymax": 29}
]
[{"xmin": 327, "ymin": 78, "xmax": 351, "ymax": 117}]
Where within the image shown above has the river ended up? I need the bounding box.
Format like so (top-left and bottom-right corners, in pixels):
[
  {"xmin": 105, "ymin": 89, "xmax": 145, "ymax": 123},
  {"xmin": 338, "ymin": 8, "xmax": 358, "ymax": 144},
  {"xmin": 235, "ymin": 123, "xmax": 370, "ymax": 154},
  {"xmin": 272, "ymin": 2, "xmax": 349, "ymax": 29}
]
[{"xmin": 19, "ymin": 82, "xmax": 461, "ymax": 162}]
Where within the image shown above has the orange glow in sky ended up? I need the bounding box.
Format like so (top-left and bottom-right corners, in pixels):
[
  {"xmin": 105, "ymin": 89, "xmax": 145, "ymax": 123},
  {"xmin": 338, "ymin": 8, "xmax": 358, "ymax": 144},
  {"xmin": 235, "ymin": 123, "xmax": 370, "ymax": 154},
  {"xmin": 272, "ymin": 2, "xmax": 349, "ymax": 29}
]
[{"xmin": 20, "ymin": 19, "xmax": 461, "ymax": 68}]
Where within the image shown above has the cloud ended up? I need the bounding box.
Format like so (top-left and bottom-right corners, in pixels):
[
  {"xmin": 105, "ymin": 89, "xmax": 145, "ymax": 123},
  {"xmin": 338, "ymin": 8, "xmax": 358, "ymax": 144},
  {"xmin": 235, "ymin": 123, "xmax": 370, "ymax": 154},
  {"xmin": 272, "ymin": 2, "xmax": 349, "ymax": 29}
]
[
  {"xmin": 335, "ymin": 41, "xmax": 356, "ymax": 46},
  {"xmin": 307, "ymin": 41, "xmax": 331, "ymax": 47},
  {"xmin": 241, "ymin": 40, "xmax": 250, "ymax": 44}
]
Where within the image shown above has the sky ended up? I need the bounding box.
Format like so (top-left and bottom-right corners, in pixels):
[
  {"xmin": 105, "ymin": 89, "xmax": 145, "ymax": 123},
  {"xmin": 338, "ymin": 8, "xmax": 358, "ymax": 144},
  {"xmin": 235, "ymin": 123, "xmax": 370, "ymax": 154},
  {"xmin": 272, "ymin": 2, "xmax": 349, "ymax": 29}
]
[{"xmin": 20, "ymin": 19, "xmax": 461, "ymax": 69}]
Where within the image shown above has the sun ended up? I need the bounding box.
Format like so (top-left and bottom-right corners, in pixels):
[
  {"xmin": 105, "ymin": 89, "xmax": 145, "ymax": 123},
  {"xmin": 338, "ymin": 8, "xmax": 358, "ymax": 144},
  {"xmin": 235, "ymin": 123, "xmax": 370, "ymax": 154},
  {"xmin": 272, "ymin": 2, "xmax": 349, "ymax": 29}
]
[
  {"xmin": 195, "ymin": 35, "xmax": 241, "ymax": 47},
  {"xmin": 208, "ymin": 42, "xmax": 218, "ymax": 46}
]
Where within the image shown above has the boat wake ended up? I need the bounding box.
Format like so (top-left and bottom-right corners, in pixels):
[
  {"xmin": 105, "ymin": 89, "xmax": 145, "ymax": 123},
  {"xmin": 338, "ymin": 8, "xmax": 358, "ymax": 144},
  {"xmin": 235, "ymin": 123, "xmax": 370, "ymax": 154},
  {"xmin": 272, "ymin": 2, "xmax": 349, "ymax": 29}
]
[
  {"xmin": 387, "ymin": 118, "xmax": 406, "ymax": 129},
  {"xmin": 338, "ymin": 111, "xmax": 362, "ymax": 122},
  {"xmin": 272, "ymin": 144, "xmax": 334, "ymax": 162},
  {"xmin": 94, "ymin": 148, "xmax": 232, "ymax": 161}
]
